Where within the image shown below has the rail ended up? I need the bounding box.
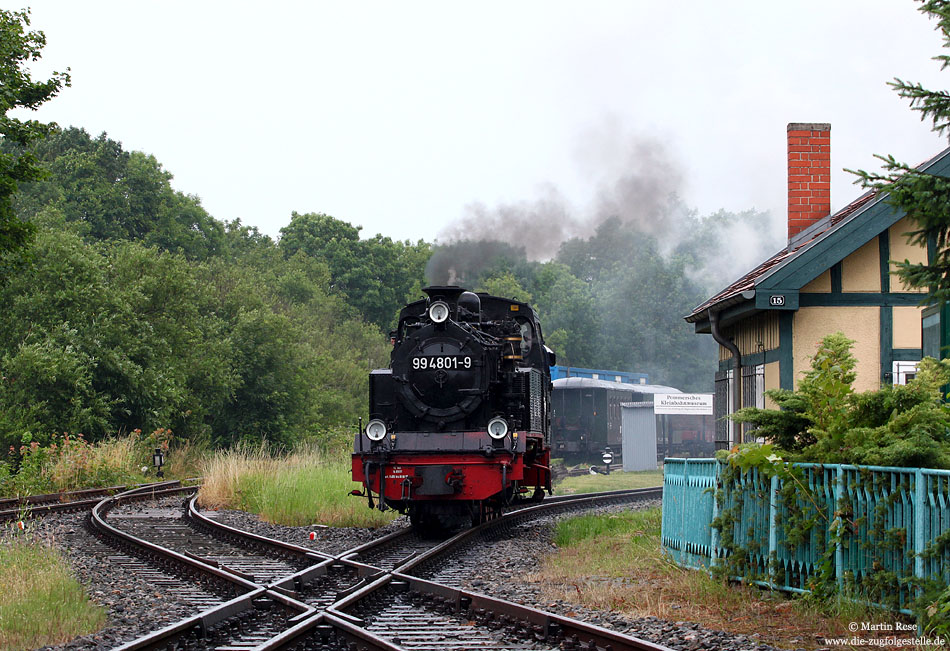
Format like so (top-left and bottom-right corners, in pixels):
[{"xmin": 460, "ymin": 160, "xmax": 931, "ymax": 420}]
[{"xmin": 113, "ymin": 486, "xmax": 669, "ymax": 650}]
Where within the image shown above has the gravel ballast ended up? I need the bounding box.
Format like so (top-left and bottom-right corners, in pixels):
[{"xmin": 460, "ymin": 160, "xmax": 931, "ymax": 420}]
[{"xmin": 10, "ymin": 497, "xmax": 809, "ymax": 651}]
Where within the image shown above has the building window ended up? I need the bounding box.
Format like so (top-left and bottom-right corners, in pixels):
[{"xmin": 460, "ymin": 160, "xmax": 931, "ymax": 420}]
[
  {"xmin": 741, "ymin": 365, "xmax": 765, "ymax": 441},
  {"xmin": 715, "ymin": 365, "xmax": 765, "ymax": 449},
  {"xmin": 713, "ymin": 369, "xmax": 732, "ymax": 450},
  {"xmin": 892, "ymin": 361, "xmax": 919, "ymax": 385}
]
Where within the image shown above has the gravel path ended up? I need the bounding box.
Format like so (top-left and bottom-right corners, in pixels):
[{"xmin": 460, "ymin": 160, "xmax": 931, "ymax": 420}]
[{"xmin": 12, "ymin": 498, "xmax": 803, "ymax": 651}]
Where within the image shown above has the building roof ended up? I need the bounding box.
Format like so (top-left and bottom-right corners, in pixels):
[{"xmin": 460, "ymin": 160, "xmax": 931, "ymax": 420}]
[
  {"xmin": 553, "ymin": 377, "xmax": 681, "ymax": 393},
  {"xmin": 550, "ymin": 365, "xmax": 648, "ymax": 383},
  {"xmin": 685, "ymin": 145, "xmax": 950, "ymax": 333}
]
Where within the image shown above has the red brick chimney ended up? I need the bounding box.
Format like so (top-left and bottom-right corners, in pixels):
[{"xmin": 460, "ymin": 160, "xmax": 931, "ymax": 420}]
[{"xmin": 787, "ymin": 122, "xmax": 831, "ymax": 240}]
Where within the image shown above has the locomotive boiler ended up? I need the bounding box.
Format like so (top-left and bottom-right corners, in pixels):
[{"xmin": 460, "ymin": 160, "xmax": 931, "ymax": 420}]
[{"xmin": 351, "ymin": 286, "xmax": 554, "ymax": 531}]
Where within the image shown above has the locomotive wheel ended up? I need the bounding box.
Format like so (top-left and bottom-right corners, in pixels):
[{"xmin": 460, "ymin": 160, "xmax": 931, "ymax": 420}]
[{"xmin": 471, "ymin": 500, "xmax": 505, "ymax": 526}]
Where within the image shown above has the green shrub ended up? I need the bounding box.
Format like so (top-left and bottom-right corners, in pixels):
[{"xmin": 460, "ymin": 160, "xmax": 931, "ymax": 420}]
[{"xmin": 731, "ymin": 333, "xmax": 950, "ymax": 469}]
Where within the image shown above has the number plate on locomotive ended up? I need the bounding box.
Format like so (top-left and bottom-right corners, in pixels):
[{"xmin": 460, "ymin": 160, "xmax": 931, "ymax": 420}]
[{"xmin": 412, "ymin": 355, "xmax": 473, "ymax": 370}]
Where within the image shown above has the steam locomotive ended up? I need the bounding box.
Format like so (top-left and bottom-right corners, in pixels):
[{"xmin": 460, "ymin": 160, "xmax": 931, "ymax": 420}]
[{"xmin": 351, "ymin": 286, "xmax": 554, "ymax": 531}]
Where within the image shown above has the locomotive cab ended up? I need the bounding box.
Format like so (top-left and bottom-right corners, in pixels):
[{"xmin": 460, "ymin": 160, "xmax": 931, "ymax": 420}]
[{"xmin": 352, "ymin": 286, "xmax": 554, "ymax": 531}]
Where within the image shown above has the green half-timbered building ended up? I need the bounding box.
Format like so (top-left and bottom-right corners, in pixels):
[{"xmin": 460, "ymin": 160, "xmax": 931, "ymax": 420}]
[{"xmin": 685, "ymin": 123, "xmax": 950, "ymax": 450}]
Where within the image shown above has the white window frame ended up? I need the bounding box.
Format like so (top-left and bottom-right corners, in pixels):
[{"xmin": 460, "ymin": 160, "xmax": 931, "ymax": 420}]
[
  {"xmin": 892, "ymin": 361, "xmax": 919, "ymax": 386},
  {"xmin": 753, "ymin": 364, "xmax": 765, "ymax": 409},
  {"xmin": 725, "ymin": 369, "xmax": 736, "ymax": 444}
]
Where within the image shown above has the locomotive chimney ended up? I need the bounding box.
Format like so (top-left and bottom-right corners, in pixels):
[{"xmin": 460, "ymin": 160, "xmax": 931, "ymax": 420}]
[
  {"xmin": 422, "ymin": 286, "xmax": 466, "ymax": 305},
  {"xmin": 787, "ymin": 122, "xmax": 831, "ymax": 241}
]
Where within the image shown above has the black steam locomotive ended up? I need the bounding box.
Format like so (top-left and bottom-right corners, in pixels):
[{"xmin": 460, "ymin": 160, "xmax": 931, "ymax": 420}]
[{"xmin": 352, "ymin": 286, "xmax": 554, "ymax": 530}]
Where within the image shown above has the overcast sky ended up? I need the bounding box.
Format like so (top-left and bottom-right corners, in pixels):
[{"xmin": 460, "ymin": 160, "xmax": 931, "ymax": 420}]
[{"xmin": 18, "ymin": 1, "xmax": 950, "ymax": 249}]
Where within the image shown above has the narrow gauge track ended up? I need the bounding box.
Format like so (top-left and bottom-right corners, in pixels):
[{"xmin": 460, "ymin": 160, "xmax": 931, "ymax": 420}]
[
  {"xmin": 90, "ymin": 485, "xmax": 330, "ymax": 651},
  {"xmin": 403, "ymin": 489, "xmax": 658, "ymax": 584},
  {"xmin": 107, "ymin": 495, "xmax": 319, "ymax": 585},
  {"xmin": 0, "ymin": 480, "xmax": 198, "ymax": 520},
  {"xmin": 107, "ymin": 486, "xmax": 667, "ymax": 651},
  {"xmin": 338, "ymin": 489, "xmax": 656, "ymax": 577},
  {"xmin": 320, "ymin": 487, "xmax": 665, "ymax": 651}
]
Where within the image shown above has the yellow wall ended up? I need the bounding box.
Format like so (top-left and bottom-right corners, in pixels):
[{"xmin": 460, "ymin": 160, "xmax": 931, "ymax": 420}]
[
  {"xmin": 764, "ymin": 361, "xmax": 780, "ymax": 409},
  {"xmin": 889, "ymin": 217, "xmax": 928, "ymax": 292},
  {"xmin": 801, "ymin": 269, "xmax": 831, "ymax": 293},
  {"xmin": 793, "ymin": 306, "xmax": 880, "ymax": 392},
  {"xmin": 893, "ymin": 305, "xmax": 924, "ymax": 349},
  {"xmin": 841, "ymin": 237, "xmax": 880, "ymax": 292}
]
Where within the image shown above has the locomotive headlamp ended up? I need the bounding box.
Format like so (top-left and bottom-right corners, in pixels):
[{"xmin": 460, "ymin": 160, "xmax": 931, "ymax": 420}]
[
  {"xmin": 487, "ymin": 417, "xmax": 509, "ymax": 440},
  {"xmin": 428, "ymin": 301, "xmax": 450, "ymax": 323},
  {"xmin": 366, "ymin": 419, "xmax": 387, "ymax": 441}
]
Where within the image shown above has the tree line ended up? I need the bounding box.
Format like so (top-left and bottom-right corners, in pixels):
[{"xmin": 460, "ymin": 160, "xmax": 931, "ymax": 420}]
[
  {"xmin": 0, "ymin": 7, "xmax": 783, "ymax": 453},
  {"xmin": 1, "ymin": 123, "xmax": 780, "ymax": 451}
]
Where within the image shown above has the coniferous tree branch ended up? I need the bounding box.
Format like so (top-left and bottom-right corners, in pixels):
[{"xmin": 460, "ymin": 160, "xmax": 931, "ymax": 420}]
[{"xmin": 850, "ymin": 0, "xmax": 950, "ymax": 305}]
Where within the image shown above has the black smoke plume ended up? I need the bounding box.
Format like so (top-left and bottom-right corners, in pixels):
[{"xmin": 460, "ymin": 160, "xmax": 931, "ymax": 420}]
[{"xmin": 428, "ymin": 121, "xmax": 781, "ymax": 292}]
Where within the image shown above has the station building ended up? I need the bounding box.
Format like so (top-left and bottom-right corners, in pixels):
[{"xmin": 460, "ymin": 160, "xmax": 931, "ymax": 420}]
[{"xmin": 685, "ymin": 123, "xmax": 950, "ymax": 450}]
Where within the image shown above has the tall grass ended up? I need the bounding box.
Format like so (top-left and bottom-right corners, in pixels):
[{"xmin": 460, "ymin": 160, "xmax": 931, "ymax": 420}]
[
  {"xmin": 49, "ymin": 434, "xmax": 142, "ymax": 489},
  {"xmin": 532, "ymin": 507, "xmax": 896, "ymax": 650},
  {"xmin": 1, "ymin": 429, "xmax": 182, "ymax": 496},
  {"xmin": 198, "ymin": 444, "xmax": 396, "ymax": 528},
  {"xmin": 164, "ymin": 439, "xmax": 206, "ymax": 479},
  {"xmin": 0, "ymin": 537, "xmax": 107, "ymax": 649}
]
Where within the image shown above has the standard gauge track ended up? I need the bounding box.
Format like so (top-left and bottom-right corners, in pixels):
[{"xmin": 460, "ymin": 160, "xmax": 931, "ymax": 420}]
[
  {"xmin": 91, "ymin": 484, "xmax": 261, "ymax": 606},
  {"xmin": 103, "ymin": 492, "xmax": 330, "ymax": 588},
  {"xmin": 112, "ymin": 588, "xmax": 317, "ymax": 651},
  {"xmin": 0, "ymin": 484, "xmax": 128, "ymax": 510}
]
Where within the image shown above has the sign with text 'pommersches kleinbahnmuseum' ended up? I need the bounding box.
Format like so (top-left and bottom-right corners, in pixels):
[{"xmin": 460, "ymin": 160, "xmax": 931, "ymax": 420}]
[{"xmin": 653, "ymin": 394, "xmax": 714, "ymax": 415}]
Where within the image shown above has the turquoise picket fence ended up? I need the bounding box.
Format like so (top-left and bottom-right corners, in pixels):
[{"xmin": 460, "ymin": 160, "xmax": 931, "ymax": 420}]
[{"xmin": 661, "ymin": 459, "xmax": 950, "ymax": 611}]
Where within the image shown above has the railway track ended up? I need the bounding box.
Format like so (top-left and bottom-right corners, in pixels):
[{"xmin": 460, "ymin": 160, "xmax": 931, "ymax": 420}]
[
  {"xmin": 92, "ymin": 484, "xmax": 666, "ymax": 651},
  {"xmin": 0, "ymin": 479, "xmax": 198, "ymax": 521}
]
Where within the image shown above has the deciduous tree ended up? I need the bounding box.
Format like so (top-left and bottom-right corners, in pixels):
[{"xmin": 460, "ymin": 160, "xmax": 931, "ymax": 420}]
[
  {"xmin": 279, "ymin": 211, "xmax": 429, "ymax": 329},
  {"xmin": 0, "ymin": 8, "xmax": 69, "ymax": 262}
]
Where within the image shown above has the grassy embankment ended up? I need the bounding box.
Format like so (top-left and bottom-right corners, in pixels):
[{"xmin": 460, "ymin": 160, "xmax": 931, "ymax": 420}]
[
  {"xmin": 532, "ymin": 490, "xmax": 910, "ymax": 650},
  {"xmin": 0, "ymin": 535, "xmax": 106, "ymax": 650},
  {"xmin": 0, "ymin": 429, "xmax": 201, "ymax": 497},
  {"xmin": 554, "ymin": 468, "xmax": 664, "ymax": 493},
  {"xmin": 198, "ymin": 445, "xmax": 396, "ymax": 528}
]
